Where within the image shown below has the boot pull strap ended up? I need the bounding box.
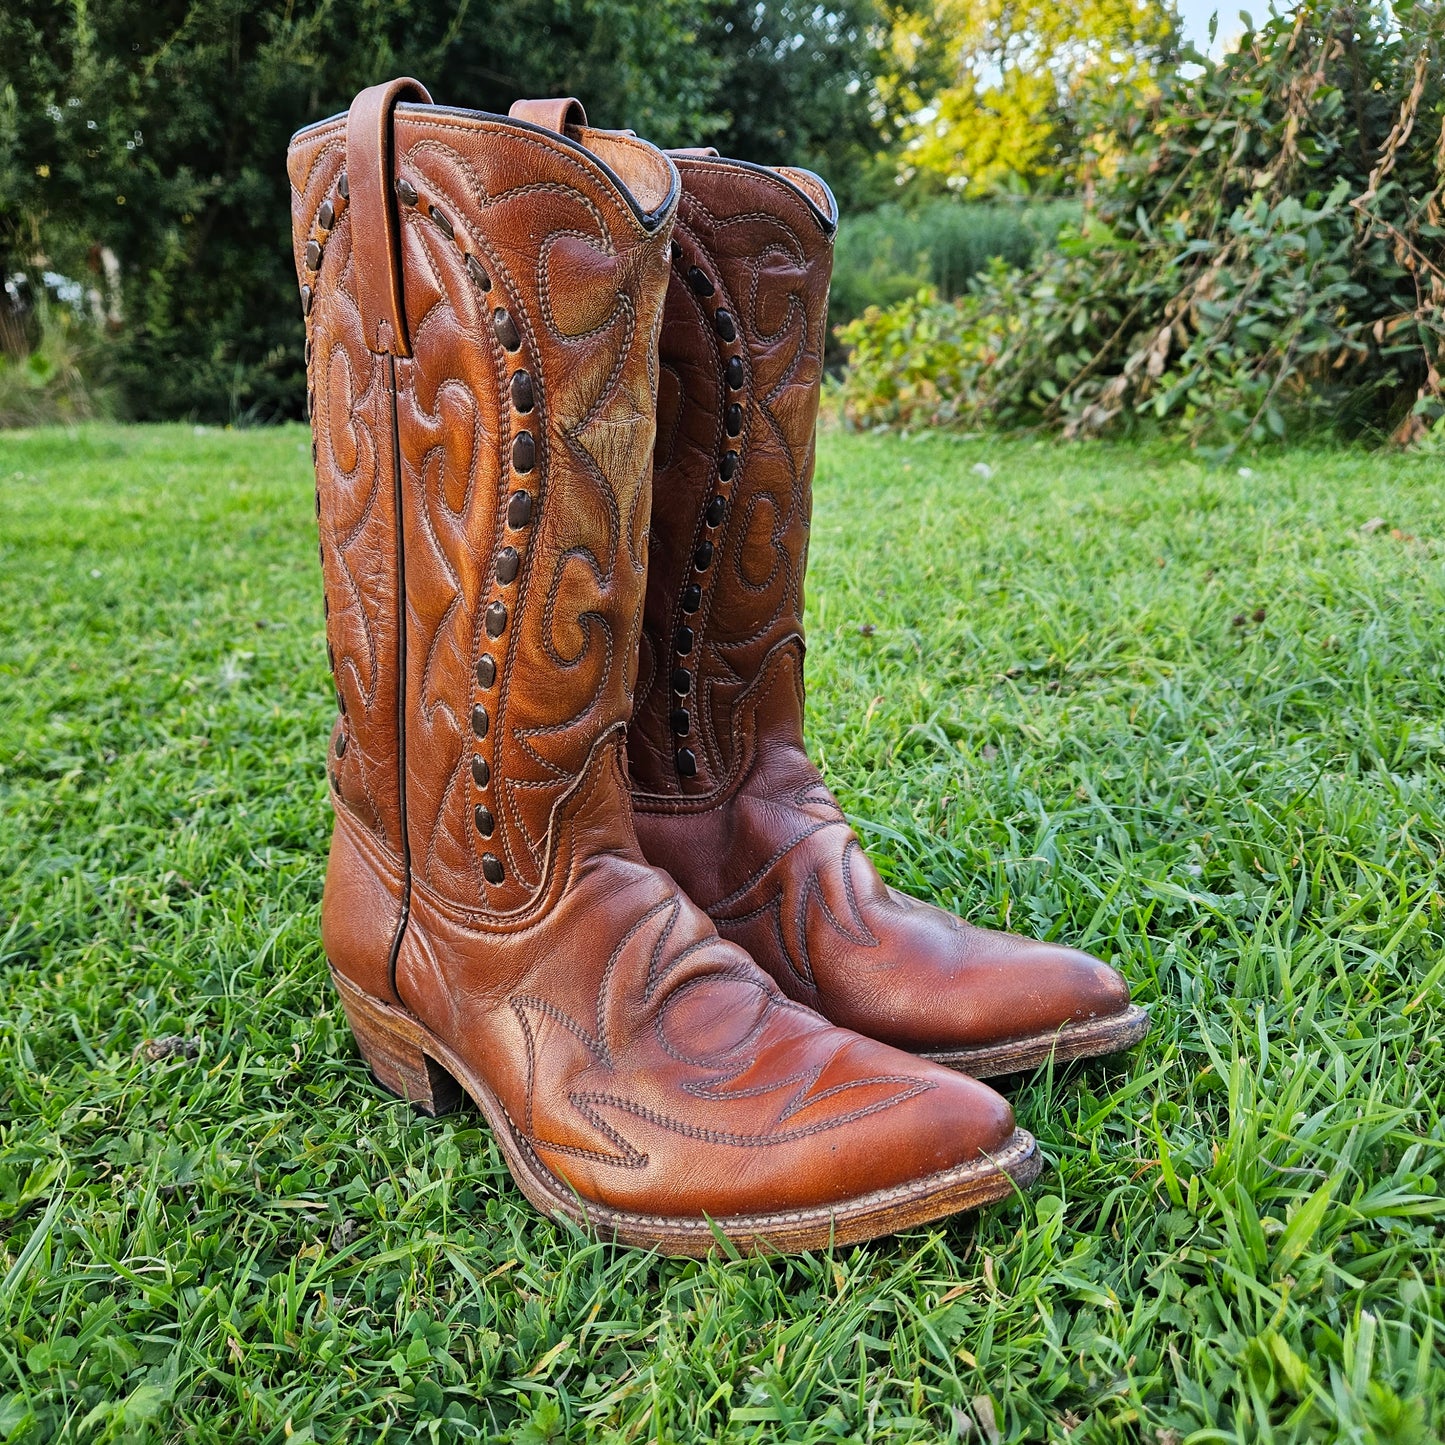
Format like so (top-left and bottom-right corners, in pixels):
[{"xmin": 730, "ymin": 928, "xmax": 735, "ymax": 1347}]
[
  {"xmin": 346, "ymin": 77, "xmax": 433, "ymax": 357},
  {"xmin": 670, "ymin": 146, "xmax": 720, "ymax": 157},
  {"xmin": 508, "ymin": 97, "xmax": 587, "ymax": 134}
]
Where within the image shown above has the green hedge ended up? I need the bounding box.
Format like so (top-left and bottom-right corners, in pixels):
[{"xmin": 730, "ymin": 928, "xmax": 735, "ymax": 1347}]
[{"xmin": 829, "ymin": 198, "xmax": 1077, "ymax": 334}]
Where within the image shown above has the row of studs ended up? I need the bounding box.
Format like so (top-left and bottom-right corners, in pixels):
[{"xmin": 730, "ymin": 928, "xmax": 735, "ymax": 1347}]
[
  {"xmin": 301, "ymin": 172, "xmax": 351, "ymax": 787},
  {"xmin": 667, "ymin": 241, "xmax": 746, "ymax": 780},
  {"xmin": 302, "ymin": 168, "xmax": 538, "ymax": 890}
]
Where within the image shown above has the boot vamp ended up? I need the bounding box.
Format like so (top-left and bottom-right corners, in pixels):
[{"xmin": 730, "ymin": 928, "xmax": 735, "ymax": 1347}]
[
  {"xmin": 638, "ymin": 744, "xmax": 1130, "ymax": 1054},
  {"xmin": 398, "ymin": 849, "xmax": 1016, "ymax": 1217}
]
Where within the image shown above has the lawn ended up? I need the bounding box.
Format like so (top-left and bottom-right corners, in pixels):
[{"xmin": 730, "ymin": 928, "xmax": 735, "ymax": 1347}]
[{"xmin": 0, "ymin": 423, "xmax": 1442, "ymax": 1444}]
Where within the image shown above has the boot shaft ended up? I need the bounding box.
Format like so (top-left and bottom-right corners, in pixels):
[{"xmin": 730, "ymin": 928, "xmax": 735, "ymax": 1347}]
[
  {"xmin": 289, "ymin": 87, "xmax": 677, "ymax": 914},
  {"xmin": 628, "ymin": 155, "xmax": 836, "ymax": 800}
]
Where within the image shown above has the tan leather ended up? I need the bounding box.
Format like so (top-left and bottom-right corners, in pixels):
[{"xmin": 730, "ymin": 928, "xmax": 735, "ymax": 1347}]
[
  {"xmin": 628, "ymin": 154, "xmax": 1137, "ymax": 1062},
  {"xmin": 288, "ymin": 88, "xmax": 1033, "ymax": 1243},
  {"xmin": 507, "ymin": 97, "xmax": 587, "ymax": 133},
  {"xmin": 346, "ymin": 78, "xmax": 433, "ymax": 356}
]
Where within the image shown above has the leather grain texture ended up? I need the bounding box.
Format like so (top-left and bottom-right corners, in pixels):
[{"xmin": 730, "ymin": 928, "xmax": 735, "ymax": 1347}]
[{"xmin": 629, "ymin": 156, "xmax": 1139, "ymax": 1065}]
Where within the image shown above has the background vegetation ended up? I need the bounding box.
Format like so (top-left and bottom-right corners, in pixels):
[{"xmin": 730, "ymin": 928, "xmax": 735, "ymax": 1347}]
[
  {"xmin": 0, "ymin": 0, "xmax": 1178, "ymax": 423},
  {"xmin": 839, "ymin": 1, "xmax": 1445, "ymax": 452},
  {"xmin": 2, "ymin": 425, "xmax": 1442, "ymax": 1441},
  {"xmin": 0, "ymin": 0, "xmax": 888, "ymax": 421}
]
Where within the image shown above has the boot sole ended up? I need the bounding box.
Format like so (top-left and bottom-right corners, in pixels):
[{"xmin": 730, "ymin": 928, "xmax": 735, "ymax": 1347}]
[
  {"xmin": 924, "ymin": 1004, "xmax": 1151, "ymax": 1079},
  {"xmin": 329, "ymin": 962, "xmax": 1042, "ymax": 1256}
]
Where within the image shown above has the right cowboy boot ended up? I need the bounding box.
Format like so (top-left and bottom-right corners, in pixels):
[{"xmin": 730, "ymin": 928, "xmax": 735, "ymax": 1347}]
[
  {"xmin": 288, "ymin": 82, "xmax": 1039, "ymax": 1255},
  {"xmin": 627, "ymin": 152, "xmax": 1147, "ymax": 1079}
]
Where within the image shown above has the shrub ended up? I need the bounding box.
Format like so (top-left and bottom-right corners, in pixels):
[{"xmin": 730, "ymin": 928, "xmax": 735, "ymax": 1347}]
[
  {"xmin": 829, "ymin": 198, "xmax": 1077, "ymax": 332},
  {"xmin": 838, "ymin": 0, "xmax": 1445, "ymax": 451},
  {"xmin": 0, "ymin": 302, "xmax": 111, "ymax": 429}
]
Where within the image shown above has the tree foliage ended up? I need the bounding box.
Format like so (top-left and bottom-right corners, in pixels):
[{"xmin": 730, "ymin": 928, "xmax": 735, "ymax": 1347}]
[
  {"xmin": 840, "ymin": 0, "xmax": 1445, "ymax": 452},
  {"xmin": 880, "ymin": 0, "xmax": 1179, "ymax": 196},
  {"xmin": 0, "ymin": 1, "xmax": 889, "ymax": 421},
  {"xmin": 699, "ymin": 1, "xmax": 896, "ymax": 207}
]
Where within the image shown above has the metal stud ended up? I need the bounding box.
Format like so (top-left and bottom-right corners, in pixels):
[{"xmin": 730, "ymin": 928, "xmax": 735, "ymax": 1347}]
[
  {"xmin": 318, "ymin": 199, "xmax": 334, "ymax": 230},
  {"xmin": 670, "ymin": 708, "xmax": 690, "ymax": 735},
  {"xmin": 300, "ymin": 284, "xmax": 313, "ymax": 317},
  {"xmin": 511, "ymin": 370, "xmax": 535, "ymax": 412},
  {"xmin": 681, "ymin": 583, "xmax": 702, "ymax": 612},
  {"xmin": 395, "ymin": 178, "xmax": 418, "ymax": 206},
  {"xmin": 675, "ymin": 625, "xmax": 694, "ymax": 654},
  {"xmin": 335, "ymin": 729, "xmax": 347, "ymax": 757},
  {"xmin": 693, "ymin": 540, "xmax": 714, "ymax": 570},
  {"xmin": 676, "ymin": 747, "xmax": 697, "ymax": 776},
  {"xmin": 725, "ymin": 403, "xmax": 742, "ymax": 436},
  {"xmin": 496, "ymin": 547, "xmax": 519, "ymax": 584},
  {"xmin": 687, "ymin": 266, "xmax": 714, "ymax": 297},
  {"xmin": 705, "ymin": 495, "xmax": 726, "ymax": 527},
  {"xmin": 485, "ymin": 601, "xmax": 508, "ymax": 638},
  {"xmin": 471, "ymin": 704, "xmax": 490, "ymax": 739},
  {"xmin": 482, "ymin": 854, "xmax": 505, "ymax": 884},
  {"xmin": 507, "ymin": 491, "xmax": 533, "ymax": 529},
  {"xmin": 725, "ymin": 355, "xmax": 744, "ymax": 389},
  {"xmin": 669, "ymin": 241, "xmax": 683, "ymax": 263},
  {"xmin": 465, "ymin": 254, "xmax": 491, "ymax": 291},
  {"xmin": 672, "ymin": 667, "xmax": 692, "ymax": 694},
  {"xmin": 474, "ymin": 805, "xmax": 495, "ymax": 838},
  {"xmin": 471, "ymin": 755, "xmax": 490, "ymax": 787},
  {"xmin": 512, "ymin": 432, "xmax": 535, "ymax": 474},
  {"xmin": 305, "ymin": 239, "xmax": 322, "ymax": 271},
  {"xmin": 493, "ymin": 308, "xmax": 521, "ymax": 351},
  {"xmin": 719, "ymin": 450, "xmax": 739, "ymax": 480},
  {"xmin": 475, "ymin": 656, "xmax": 496, "ymax": 688},
  {"xmin": 431, "ymin": 206, "xmax": 454, "ymax": 239},
  {"xmin": 337, "ymin": 172, "xmax": 349, "ymax": 200},
  {"xmin": 714, "ymin": 310, "xmax": 737, "ymax": 342}
]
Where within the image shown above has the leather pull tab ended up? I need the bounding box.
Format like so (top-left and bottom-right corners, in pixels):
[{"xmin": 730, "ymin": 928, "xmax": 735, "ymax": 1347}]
[
  {"xmin": 346, "ymin": 77, "xmax": 432, "ymax": 357},
  {"xmin": 671, "ymin": 146, "xmax": 721, "ymax": 157},
  {"xmin": 508, "ymin": 97, "xmax": 587, "ymax": 134}
]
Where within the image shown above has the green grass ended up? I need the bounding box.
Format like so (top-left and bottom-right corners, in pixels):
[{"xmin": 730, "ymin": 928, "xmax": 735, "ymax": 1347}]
[{"xmin": 1, "ymin": 424, "xmax": 1442, "ymax": 1444}]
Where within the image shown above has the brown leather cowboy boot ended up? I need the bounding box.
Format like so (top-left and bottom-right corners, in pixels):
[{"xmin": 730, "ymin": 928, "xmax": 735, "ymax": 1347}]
[
  {"xmin": 628, "ymin": 153, "xmax": 1149, "ymax": 1078},
  {"xmin": 288, "ymin": 82, "xmax": 1040, "ymax": 1254}
]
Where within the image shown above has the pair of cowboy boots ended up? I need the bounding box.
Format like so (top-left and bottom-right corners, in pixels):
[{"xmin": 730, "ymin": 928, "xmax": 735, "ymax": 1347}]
[{"xmin": 288, "ymin": 81, "xmax": 1147, "ymax": 1255}]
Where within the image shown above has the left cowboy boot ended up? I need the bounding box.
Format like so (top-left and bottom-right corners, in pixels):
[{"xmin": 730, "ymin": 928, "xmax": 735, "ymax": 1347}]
[{"xmin": 627, "ymin": 151, "xmax": 1149, "ymax": 1078}]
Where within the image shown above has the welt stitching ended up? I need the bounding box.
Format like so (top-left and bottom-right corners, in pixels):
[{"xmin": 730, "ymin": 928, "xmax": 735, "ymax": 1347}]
[
  {"xmin": 707, "ymin": 817, "xmax": 844, "ymax": 912},
  {"xmin": 649, "ymin": 968, "xmax": 781, "ymax": 1069},
  {"xmin": 570, "ymin": 1082, "xmax": 934, "ymax": 1148},
  {"xmin": 404, "ymin": 120, "xmax": 641, "ymax": 235},
  {"xmin": 837, "ymin": 840, "xmax": 882, "ymax": 947},
  {"xmin": 632, "ymin": 635, "xmax": 802, "ymax": 813},
  {"xmin": 534, "ymin": 227, "xmax": 626, "ymax": 345},
  {"xmin": 557, "ymin": 1095, "xmax": 647, "ymax": 1166}
]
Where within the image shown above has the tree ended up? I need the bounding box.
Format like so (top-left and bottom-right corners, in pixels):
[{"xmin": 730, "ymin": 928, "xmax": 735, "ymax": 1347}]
[
  {"xmin": 695, "ymin": 1, "xmax": 896, "ymax": 208},
  {"xmin": 3, "ymin": 0, "xmax": 855, "ymax": 421},
  {"xmin": 881, "ymin": 0, "xmax": 1179, "ymax": 196}
]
